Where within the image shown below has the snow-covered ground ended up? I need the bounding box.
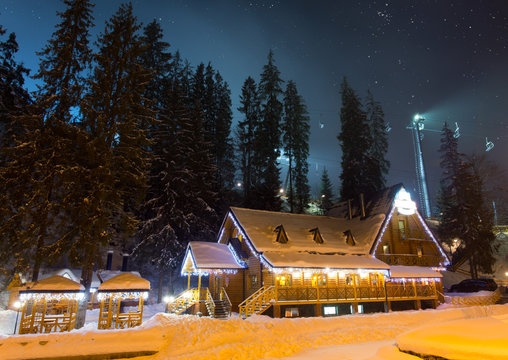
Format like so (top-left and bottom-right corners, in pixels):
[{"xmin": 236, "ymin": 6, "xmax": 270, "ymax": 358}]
[{"xmin": 0, "ymin": 303, "xmax": 507, "ymax": 360}]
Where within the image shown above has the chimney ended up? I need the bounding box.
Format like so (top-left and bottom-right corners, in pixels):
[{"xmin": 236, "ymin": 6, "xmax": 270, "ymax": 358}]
[
  {"xmin": 106, "ymin": 250, "xmax": 113, "ymax": 270},
  {"xmin": 360, "ymin": 193, "xmax": 366, "ymax": 218},
  {"xmin": 121, "ymin": 254, "xmax": 129, "ymax": 272},
  {"xmin": 347, "ymin": 199, "xmax": 352, "ymax": 220}
]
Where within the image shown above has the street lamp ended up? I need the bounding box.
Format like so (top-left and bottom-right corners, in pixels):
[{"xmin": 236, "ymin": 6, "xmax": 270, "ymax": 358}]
[{"xmin": 13, "ymin": 300, "xmax": 21, "ymax": 334}]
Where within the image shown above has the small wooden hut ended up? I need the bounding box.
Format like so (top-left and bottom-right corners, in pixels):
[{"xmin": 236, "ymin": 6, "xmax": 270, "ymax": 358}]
[
  {"xmin": 97, "ymin": 273, "xmax": 150, "ymax": 330},
  {"xmin": 18, "ymin": 275, "xmax": 84, "ymax": 334}
]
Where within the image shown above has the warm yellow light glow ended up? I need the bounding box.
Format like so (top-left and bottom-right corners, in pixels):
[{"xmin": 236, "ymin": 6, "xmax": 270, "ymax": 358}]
[{"xmin": 13, "ymin": 301, "xmax": 21, "ymax": 309}]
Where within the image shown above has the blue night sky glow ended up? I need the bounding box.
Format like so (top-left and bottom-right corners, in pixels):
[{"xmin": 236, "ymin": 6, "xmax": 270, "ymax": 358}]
[{"xmin": 2, "ymin": 0, "xmax": 508, "ymax": 205}]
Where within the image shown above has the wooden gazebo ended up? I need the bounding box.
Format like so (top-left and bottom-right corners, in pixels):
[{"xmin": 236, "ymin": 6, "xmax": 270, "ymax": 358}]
[
  {"xmin": 97, "ymin": 273, "xmax": 150, "ymax": 330},
  {"xmin": 18, "ymin": 275, "xmax": 84, "ymax": 334}
]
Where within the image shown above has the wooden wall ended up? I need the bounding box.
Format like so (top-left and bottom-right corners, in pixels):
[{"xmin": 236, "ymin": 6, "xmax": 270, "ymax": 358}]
[{"xmin": 374, "ymin": 212, "xmax": 446, "ymax": 267}]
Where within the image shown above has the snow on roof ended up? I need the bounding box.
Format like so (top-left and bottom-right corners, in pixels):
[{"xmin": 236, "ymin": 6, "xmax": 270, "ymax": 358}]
[
  {"xmin": 98, "ymin": 270, "xmax": 142, "ymax": 283},
  {"xmin": 389, "ymin": 265, "xmax": 443, "ymax": 278},
  {"xmin": 230, "ymin": 207, "xmax": 385, "ymax": 256},
  {"xmin": 189, "ymin": 242, "xmax": 244, "ymax": 269},
  {"xmin": 23, "ymin": 275, "xmax": 84, "ymax": 292},
  {"xmin": 98, "ymin": 273, "xmax": 150, "ymax": 291},
  {"xmin": 327, "ymin": 183, "xmax": 403, "ymax": 219},
  {"xmin": 263, "ymin": 252, "xmax": 390, "ymax": 270}
]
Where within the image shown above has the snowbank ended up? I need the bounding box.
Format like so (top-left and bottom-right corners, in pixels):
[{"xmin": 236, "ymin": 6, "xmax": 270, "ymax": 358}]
[
  {"xmin": 397, "ymin": 314, "xmax": 508, "ymax": 360},
  {"xmin": 0, "ymin": 304, "xmax": 506, "ymax": 360}
]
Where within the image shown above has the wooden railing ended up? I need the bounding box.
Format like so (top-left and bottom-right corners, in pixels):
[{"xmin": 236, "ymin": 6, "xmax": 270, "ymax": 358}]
[
  {"xmin": 19, "ymin": 314, "xmax": 76, "ymax": 334},
  {"xmin": 220, "ymin": 287, "xmax": 232, "ymax": 316},
  {"xmin": 276, "ymin": 286, "xmax": 386, "ymax": 302},
  {"xmin": 239, "ymin": 286, "xmax": 275, "ymax": 318},
  {"xmin": 167, "ymin": 288, "xmax": 200, "ymax": 315},
  {"xmin": 205, "ymin": 288, "xmax": 215, "ymax": 317},
  {"xmin": 116, "ymin": 312, "xmax": 142, "ymax": 329}
]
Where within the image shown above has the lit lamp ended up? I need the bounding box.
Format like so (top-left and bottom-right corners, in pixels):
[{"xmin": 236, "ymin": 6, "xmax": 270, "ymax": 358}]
[{"xmin": 13, "ymin": 300, "xmax": 21, "ymax": 334}]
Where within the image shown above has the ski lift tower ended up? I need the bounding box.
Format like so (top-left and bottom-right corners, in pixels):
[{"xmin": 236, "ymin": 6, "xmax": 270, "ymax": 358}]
[{"xmin": 408, "ymin": 114, "xmax": 431, "ymax": 218}]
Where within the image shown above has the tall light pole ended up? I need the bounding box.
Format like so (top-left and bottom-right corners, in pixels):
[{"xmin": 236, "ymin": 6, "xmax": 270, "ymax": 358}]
[{"xmin": 409, "ymin": 114, "xmax": 431, "ymax": 218}]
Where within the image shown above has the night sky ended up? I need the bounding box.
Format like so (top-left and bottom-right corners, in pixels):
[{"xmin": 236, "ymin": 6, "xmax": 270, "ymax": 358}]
[{"xmin": 2, "ymin": 0, "xmax": 508, "ymax": 206}]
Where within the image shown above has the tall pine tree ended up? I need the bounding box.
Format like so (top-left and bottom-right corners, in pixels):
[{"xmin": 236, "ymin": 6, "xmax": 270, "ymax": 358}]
[
  {"xmin": 338, "ymin": 78, "xmax": 376, "ymax": 201},
  {"xmin": 237, "ymin": 76, "xmax": 260, "ymax": 207},
  {"xmin": 256, "ymin": 50, "xmax": 283, "ymax": 211},
  {"xmin": 74, "ymin": 3, "xmax": 153, "ymax": 326},
  {"xmin": 282, "ymin": 80, "xmax": 310, "ymax": 213},
  {"xmin": 365, "ymin": 90, "xmax": 389, "ymax": 189}
]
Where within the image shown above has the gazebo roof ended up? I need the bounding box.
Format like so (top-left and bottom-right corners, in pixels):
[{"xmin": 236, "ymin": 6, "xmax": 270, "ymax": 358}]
[
  {"xmin": 21, "ymin": 275, "xmax": 84, "ymax": 293},
  {"xmin": 98, "ymin": 272, "xmax": 150, "ymax": 292}
]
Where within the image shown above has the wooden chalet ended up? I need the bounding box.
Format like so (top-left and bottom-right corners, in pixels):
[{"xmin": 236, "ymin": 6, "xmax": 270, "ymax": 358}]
[{"xmin": 174, "ymin": 184, "xmax": 449, "ymax": 318}]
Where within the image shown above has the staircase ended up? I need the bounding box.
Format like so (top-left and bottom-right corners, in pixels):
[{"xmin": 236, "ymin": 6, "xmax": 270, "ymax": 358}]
[
  {"xmin": 238, "ymin": 286, "xmax": 275, "ymax": 319},
  {"xmin": 167, "ymin": 288, "xmax": 199, "ymax": 315},
  {"xmin": 213, "ymin": 300, "xmax": 230, "ymax": 319}
]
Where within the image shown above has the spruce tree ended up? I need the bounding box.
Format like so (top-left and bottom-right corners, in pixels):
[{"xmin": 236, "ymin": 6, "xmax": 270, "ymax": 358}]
[
  {"xmin": 338, "ymin": 78, "xmax": 376, "ymax": 201},
  {"xmin": 0, "ymin": 25, "xmax": 32, "ymax": 281},
  {"xmin": 74, "ymin": 3, "xmax": 152, "ymax": 326},
  {"xmin": 237, "ymin": 76, "xmax": 260, "ymax": 207},
  {"xmin": 1, "ymin": 0, "xmax": 94, "ymax": 282},
  {"xmin": 437, "ymin": 122, "xmax": 461, "ymax": 249},
  {"xmin": 135, "ymin": 19, "xmax": 173, "ymax": 301},
  {"xmin": 282, "ymin": 80, "xmax": 310, "ymax": 213},
  {"xmin": 365, "ymin": 90, "xmax": 389, "ymax": 189},
  {"xmin": 319, "ymin": 168, "xmax": 334, "ymax": 214},
  {"xmin": 256, "ymin": 50, "xmax": 283, "ymax": 211}
]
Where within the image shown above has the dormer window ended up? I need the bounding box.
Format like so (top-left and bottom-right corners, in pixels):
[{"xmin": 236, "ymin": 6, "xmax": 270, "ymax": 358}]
[
  {"xmin": 309, "ymin": 227, "xmax": 324, "ymax": 244},
  {"xmin": 344, "ymin": 230, "xmax": 356, "ymax": 246},
  {"xmin": 274, "ymin": 225, "xmax": 288, "ymax": 244}
]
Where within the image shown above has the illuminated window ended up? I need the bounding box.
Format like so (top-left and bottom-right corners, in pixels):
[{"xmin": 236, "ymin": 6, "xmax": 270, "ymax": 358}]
[
  {"xmin": 346, "ymin": 274, "xmax": 357, "ymax": 286},
  {"xmin": 312, "ymin": 274, "xmax": 327, "ymax": 287},
  {"xmin": 274, "ymin": 225, "xmax": 289, "ymax": 244},
  {"xmin": 285, "ymin": 307, "xmax": 299, "ymax": 317},
  {"xmin": 370, "ymin": 274, "xmax": 379, "ymax": 286},
  {"xmin": 276, "ymin": 274, "xmax": 292, "ymax": 287},
  {"xmin": 398, "ymin": 219, "xmax": 407, "ymax": 240},
  {"xmin": 417, "ymin": 247, "xmax": 423, "ymax": 258},
  {"xmin": 323, "ymin": 306, "xmax": 337, "ymax": 316},
  {"xmin": 383, "ymin": 245, "xmax": 390, "ymax": 254},
  {"xmin": 309, "ymin": 227, "xmax": 324, "ymax": 244},
  {"xmin": 250, "ymin": 275, "xmax": 258, "ymax": 288},
  {"xmin": 344, "ymin": 230, "xmax": 356, "ymax": 246}
]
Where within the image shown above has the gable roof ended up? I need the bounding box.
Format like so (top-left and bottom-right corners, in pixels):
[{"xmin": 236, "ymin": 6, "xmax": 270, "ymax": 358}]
[
  {"xmin": 186, "ymin": 242, "xmax": 245, "ymax": 270},
  {"xmin": 230, "ymin": 207, "xmax": 385, "ymax": 256}
]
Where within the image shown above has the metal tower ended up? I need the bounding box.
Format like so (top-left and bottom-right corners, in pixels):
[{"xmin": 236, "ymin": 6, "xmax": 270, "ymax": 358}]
[{"xmin": 409, "ymin": 114, "xmax": 431, "ymax": 218}]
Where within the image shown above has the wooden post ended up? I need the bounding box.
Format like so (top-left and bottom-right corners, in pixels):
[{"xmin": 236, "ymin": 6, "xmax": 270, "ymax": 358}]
[
  {"xmin": 187, "ymin": 272, "xmax": 191, "ymax": 290},
  {"xmin": 415, "ymin": 299, "xmax": 421, "ymax": 310},
  {"xmin": 351, "ymin": 302, "xmax": 358, "ymax": 314},
  {"xmin": 40, "ymin": 298, "xmax": 48, "ymax": 333},
  {"xmin": 116, "ymin": 297, "xmax": 122, "ymax": 328},
  {"xmin": 197, "ymin": 271, "xmax": 202, "ymax": 300},
  {"xmin": 273, "ymin": 304, "xmax": 281, "ymax": 318},
  {"xmin": 315, "ymin": 303, "xmax": 322, "ymax": 317},
  {"xmin": 107, "ymin": 296, "xmax": 113, "ymax": 329},
  {"xmin": 29, "ymin": 299, "xmax": 37, "ymax": 333}
]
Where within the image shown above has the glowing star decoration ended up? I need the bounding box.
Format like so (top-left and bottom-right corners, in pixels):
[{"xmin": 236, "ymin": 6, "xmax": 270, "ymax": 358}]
[{"xmin": 394, "ymin": 188, "xmax": 417, "ymax": 215}]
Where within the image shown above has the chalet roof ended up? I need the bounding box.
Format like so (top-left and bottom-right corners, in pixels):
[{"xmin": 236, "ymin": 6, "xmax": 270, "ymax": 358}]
[
  {"xmin": 188, "ymin": 241, "xmax": 244, "ymax": 269},
  {"xmin": 230, "ymin": 207, "xmax": 385, "ymax": 256},
  {"xmin": 98, "ymin": 273, "xmax": 150, "ymax": 291},
  {"xmin": 22, "ymin": 275, "xmax": 84, "ymax": 293},
  {"xmin": 327, "ymin": 183, "xmax": 403, "ymax": 219},
  {"xmin": 389, "ymin": 265, "xmax": 443, "ymax": 278},
  {"xmin": 263, "ymin": 252, "xmax": 390, "ymax": 270}
]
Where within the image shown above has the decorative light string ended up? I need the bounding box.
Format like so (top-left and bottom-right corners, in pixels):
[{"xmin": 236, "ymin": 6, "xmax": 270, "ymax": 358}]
[
  {"xmin": 20, "ymin": 292, "xmax": 84, "ymax": 302},
  {"xmin": 371, "ymin": 206, "xmax": 396, "ymax": 255},
  {"xmin": 415, "ymin": 211, "xmax": 451, "ymax": 266},
  {"xmin": 227, "ymin": 242, "xmax": 247, "ymax": 268},
  {"xmin": 97, "ymin": 291, "xmax": 148, "ymax": 301},
  {"xmin": 228, "ymin": 212, "xmax": 259, "ymax": 258}
]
